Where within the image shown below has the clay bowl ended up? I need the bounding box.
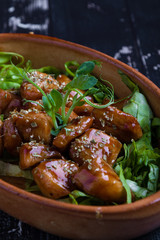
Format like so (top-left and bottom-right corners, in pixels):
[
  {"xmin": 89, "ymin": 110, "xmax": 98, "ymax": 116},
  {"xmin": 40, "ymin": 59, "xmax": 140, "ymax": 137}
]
[{"xmin": 0, "ymin": 33, "xmax": 160, "ymax": 240}]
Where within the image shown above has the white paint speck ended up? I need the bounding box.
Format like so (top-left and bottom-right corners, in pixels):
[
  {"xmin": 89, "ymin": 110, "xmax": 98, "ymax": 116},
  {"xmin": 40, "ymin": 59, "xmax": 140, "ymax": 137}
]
[
  {"xmin": 8, "ymin": 6, "xmax": 15, "ymax": 13},
  {"xmin": 7, "ymin": 220, "xmax": 22, "ymax": 236},
  {"xmin": 157, "ymin": 50, "xmax": 160, "ymax": 55},
  {"xmin": 143, "ymin": 53, "xmax": 151, "ymax": 60},
  {"xmin": 114, "ymin": 46, "xmax": 133, "ymax": 59},
  {"xmin": 153, "ymin": 64, "xmax": 160, "ymax": 71},
  {"xmin": 87, "ymin": 2, "xmax": 102, "ymax": 12},
  {"xmin": 8, "ymin": 16, "xmax": 49, "ymax": 32},
  {"xmin": 26, "ymin": 0, "xmax": 49, "ymax": 12}
]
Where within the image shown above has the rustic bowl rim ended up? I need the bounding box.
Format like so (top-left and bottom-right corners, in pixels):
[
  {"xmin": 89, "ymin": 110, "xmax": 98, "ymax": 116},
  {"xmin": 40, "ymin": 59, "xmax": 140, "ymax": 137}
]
[{"xmin": 0, "ymin": 32, "xmax": 160, "ymax": 217}]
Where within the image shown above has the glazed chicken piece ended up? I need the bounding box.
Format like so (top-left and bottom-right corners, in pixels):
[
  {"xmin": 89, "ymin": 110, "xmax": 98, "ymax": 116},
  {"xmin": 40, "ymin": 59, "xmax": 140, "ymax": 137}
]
[
  {"xmin": 57, "ymin": 74, "xmax": 94, "ymax": 116},
  {"xmin": 103, "ymin": 96, "xmax": 131, "ymax": 110},
  {"xmin": 66, "ymin": 90, "xmax": 94, "ymax": 116},
  {"xmin": 58, "ymin": 107, "xmax": 78, "ymax": 122},
  {"xmin": 57, "ymin": 74, "xmax": 72, "ymax": 91},
  {"xmin": 19, "ymin": 142, "xmax": 63, "ymax": 169},
  {"xmin": 23, "ymin": 99, "xmax": 43, "ymax": 111},
  {"xmin": 0, "ymin": 89, "xmax": 21, "ymax": 116},
  {"xmin": 4, "ymin": 97, "xmax": 22, "ymax": 118},
  {"xmin": 32, "ymin": 159, "xmax": 78, "ymax": 199},
  {"xmin": 0, "ymin": 120, "xmax": 3, "ymax": 156},
  {"xmin": 20, "ymin": 71, "xmax": 59, "ymax": 100},
  {"xmin": 73, "ymin": 158, "xmax": 126, "ymax": 203},
  {"xmin": 92, "ymin": 106, "xmax": 142, "ymax": 142},
  {"xmin": 11, "ymin": 109, "xmax": 53, "ymax": 144},
  {"xmin": 3, "ymin": 118, "xmax": 22, "ymax": 156},
  {"xmin": 70, "ymin": 128, "xmax": 122, "ymax": 167},
  {"xmin": 53, "ymin": 116, "xmax": 93, "ymax": 152}
]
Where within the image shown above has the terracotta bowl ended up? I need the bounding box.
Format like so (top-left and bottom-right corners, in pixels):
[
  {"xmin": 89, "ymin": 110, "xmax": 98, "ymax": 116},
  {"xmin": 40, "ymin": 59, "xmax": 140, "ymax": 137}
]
[{"xmin": 0, "ymin": 33, "xmax": 160, "ymax": 240}]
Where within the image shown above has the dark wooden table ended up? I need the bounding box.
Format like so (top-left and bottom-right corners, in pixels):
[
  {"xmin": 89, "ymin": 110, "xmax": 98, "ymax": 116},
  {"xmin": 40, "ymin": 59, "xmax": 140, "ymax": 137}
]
[{"xmin": 0, "ymin": 0, "xmax": 160, "ymax": 239}]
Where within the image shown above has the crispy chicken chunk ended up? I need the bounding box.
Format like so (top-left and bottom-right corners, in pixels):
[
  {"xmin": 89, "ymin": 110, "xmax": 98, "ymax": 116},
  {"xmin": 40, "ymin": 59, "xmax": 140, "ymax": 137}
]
[
  {"xmin": 70, "ymin": 128, "xmax": 122, "ymax": 166},
  {"xmin": 20, "ymin": 71, "xmax": 59, "ymax": 100},
  {"xmin": 32, "ymin": 159, "xmax": 78, "ymax": 199},
  {"xmin": 11, "ymin": 109, "xmax": 53, "ymax": 144},
  {"xmin": 73, "ymin": 158, "xmax": 126, "ymax": 203},
  {"xmin": 92, "ymin": 106, "xmax": 142, "ymax": 142},
  {"xmin": 53, "ymin": 116, "xmax": 93, "ymax": 151},
  {"xmin": 19, "ymin": 142, "xmax": 62, "ymax": 169}
]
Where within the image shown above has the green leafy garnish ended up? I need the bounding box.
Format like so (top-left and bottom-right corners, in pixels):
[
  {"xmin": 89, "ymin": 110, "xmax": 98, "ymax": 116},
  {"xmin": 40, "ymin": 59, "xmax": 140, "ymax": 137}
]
[
  {"xmin": 60, "ymin": 190, "xmax": 106, "ymax": 205},
  {"xmin": 114, "ymin": 72, "xmax": 160, "ymax": 202}
]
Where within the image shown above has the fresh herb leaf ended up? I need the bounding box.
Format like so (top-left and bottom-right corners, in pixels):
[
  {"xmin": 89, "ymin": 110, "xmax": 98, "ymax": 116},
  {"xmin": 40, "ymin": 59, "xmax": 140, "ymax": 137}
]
[
  {"xmin": 76, "ymin": 61, "xmax": 98, "ymax": 76},
  {"xmin": 64, "ymin": 61, "xmax": 80, "ymax": 77},
  {"xmin": 123, "ymin": 91, "xmax": 153, "ymax": 132},
  {"xmin": 0, "ymin": 52, "xmax": 24, "ymax": 66},
  {"xmin": 30, "ymin": 66, "xmax": 60, "ymax": 77},
  {"xmin": 119, "ymin": 164, "xmax": 132, "ymax": 204},
  {"xmin": 49, "ymin": 89, "xmax": 63, "ymax": 112},
  {"xmin": 126, "ymin": 180, "xmax": 148, "ymax": 199},
  {"xmin": 64, "ymin": 75, "xmax": 98, "ymax": 90}
]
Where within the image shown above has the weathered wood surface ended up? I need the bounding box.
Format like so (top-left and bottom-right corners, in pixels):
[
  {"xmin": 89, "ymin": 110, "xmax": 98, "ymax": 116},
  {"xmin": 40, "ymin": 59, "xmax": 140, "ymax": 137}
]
[{"xmin": 0, "ymin": 0, "xmax": 160, "ymax": 239}]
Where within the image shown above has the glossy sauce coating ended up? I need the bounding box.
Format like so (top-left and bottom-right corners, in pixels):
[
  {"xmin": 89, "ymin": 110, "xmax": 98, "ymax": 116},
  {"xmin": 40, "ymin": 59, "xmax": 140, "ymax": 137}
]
[
  {"xmin": 53, "ymin": 116, "xmax": 93, "ymax": 151},
  {"xmin": 73, "ymin": 158, "xmax": 126, "ymax": 203},
  {"xmin": 23, "ymin": 99, "xmax": 43, "ymax": 111},
  {"xmin": 0, "ymin": 89, "xmax": 21, "ymax": 115},
  {"xmin": 11, "ymin": 109, "xmax": 53, "ymax": 144},
  {"xmin": 20, "ymin": 71, "xmax": 59, "ymax": 100},
  {"xmin": 58, "ymin": 107, "xmax": 78, "ymax": 122},
  {"xmin": 19, "ymin": 142, "xmax": 62, "ymax": 169},
  {"xmin": 103, "ymin": 96, "xmax": 131, "ymax": 110},
  {"xmin": 66, "ymin": 90, "xmax": 94, "ymax": 116},
  {"xmin": 32, "ymin": 159, "xmax": 78, "ymax": 199},
  {"xmin": 92, "ymin": 105, "xmax": 142, "ymax": 142},
  {"xmin": 3, "ymin": 118, "xmax": 22, "ymax": 156},
  {"xmin": 57, "ymin": 74, "xmax": 71, "ymax": 91},
  {"xmin": 70, "ymin": 128, "xmax": 122, "ymax": 166}
]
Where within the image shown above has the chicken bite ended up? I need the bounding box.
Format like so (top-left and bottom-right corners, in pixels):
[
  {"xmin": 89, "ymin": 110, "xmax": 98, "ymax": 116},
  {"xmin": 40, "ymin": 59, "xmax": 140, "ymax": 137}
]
[
  {"xmin": 92, "ymin": 106, "xmax": 142, "ymax": 142},
  {"xmin": 19, "ymin": 141, "xmax": 63, "ymax": 169},
  {"xmin": 70, "ymin": 128, "xmax": 122, "ymax": 166},
  {"xmin": 20, "ymin": 71, "xmax": 59, "ymax": 100},
  {"xmin": 3, "ymin": 118, "xmax": 22, "ymax": 156},
  {"xmin": 11, "ymin": 109, "xmax": 53, "ymax": 144},
  {"xmin": 0, "ymin": 89, "xmax": 21, "ymax": 116},
  {"xmin": 58, "ymin": 107, "xmax": 78, "ymax": 122},
  {"xmin": 53, "ymin": 116, "xmax": 93, "ymax": 152},
  {"xmin": 73, "ymin": 158, "xmax": 126, "ymax": 203},
  {"xmin": 57, "ymin": 74, "xmax": 72, "ymax": 91},
  {"xmin": 32, "ymin": 159, "xmax": 78, "ymax": 199},
  {"xmin": 66, "ymin": 90, "xmax": 94, "ymax": 116}
]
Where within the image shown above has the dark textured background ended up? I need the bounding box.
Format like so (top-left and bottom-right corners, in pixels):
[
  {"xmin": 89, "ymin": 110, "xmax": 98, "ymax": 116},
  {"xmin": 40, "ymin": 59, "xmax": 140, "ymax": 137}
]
[{"xmin": 0, "ymin": 0, "xmax": 160, "ymax": 239}]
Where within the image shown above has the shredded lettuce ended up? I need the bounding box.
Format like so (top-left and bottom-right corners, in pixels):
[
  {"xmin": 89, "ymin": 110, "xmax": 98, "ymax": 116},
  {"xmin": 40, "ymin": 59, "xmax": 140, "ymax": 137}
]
[{"xmin": 114, "ymin": 72, "xmax": 160, "ymax": 202}]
